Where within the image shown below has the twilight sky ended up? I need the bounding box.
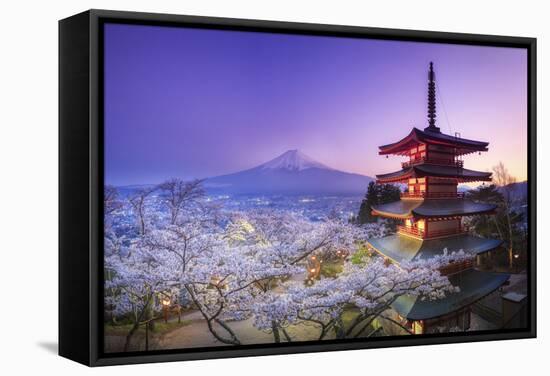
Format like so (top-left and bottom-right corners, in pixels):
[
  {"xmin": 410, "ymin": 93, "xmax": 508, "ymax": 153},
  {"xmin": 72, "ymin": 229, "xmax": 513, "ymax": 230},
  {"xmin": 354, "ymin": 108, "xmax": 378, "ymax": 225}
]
[{"xmin": 104, "ymin": 23, "xmax": 527, "ymax": 186}]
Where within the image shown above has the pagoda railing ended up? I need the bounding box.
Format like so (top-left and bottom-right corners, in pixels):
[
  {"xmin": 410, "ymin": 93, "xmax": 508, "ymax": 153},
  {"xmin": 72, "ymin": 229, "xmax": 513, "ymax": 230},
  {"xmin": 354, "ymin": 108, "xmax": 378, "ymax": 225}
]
[
  {"xmin": 401, "ymin": 157, "xmax": 464, "ymax": 169},
  {"xmin": 398, "ymin": 225, "xmax": 468, "ymax": 239},
  {"xmin": 397, "ymin": 225, "xmax": 425, "ymax": 238},
  {"xmin": 400, "ymin": 191, "xmax": 465, "ymax": 199},
  {"xmin": 439, "ymin": 258, "xmax": 475, "ymax": 276}
]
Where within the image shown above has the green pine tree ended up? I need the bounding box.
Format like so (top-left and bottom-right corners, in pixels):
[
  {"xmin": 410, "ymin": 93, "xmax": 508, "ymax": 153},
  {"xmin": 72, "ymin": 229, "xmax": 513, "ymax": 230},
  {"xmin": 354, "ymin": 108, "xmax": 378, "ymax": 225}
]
[
  {"xmin": 379, "ymin": 183, "xmax": 401, "ymax": 204},
  {"xmin": 357, "ymin": 182, "xmax": 401, "ymax": 224}
]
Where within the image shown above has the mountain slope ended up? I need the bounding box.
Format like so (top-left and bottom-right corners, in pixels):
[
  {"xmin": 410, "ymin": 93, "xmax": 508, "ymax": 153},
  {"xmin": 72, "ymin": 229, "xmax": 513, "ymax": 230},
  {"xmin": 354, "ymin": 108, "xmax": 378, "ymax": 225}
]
[{"xmin": 205, "ymin": 150, "xmax": 373, "ymax": 195}]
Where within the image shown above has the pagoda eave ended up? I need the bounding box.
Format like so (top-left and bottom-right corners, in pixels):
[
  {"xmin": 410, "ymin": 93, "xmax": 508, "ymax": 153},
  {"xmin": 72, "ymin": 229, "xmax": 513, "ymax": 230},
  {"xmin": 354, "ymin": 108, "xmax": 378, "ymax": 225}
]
[
  {"xmin": 371, "ymin": 199, "xmax": 497, "ymax": 219},
  {"xmin": 377, "ymin": 177, "xmax": 491, "ymax": 184},
  {"xmin": 378, "ymin": 127, "xmax": 489, "ymax": 156},
  {"xmin": 371, "ymin": 209, "xmax": 411, "ymax": 220},
  {"xmin": 375, "ymin": 164, "xmax": 492, "ymax": 184},
  {"xmin": 392, "ymin": 269, "xmax": 510, "ymax": 321},
  {"xmin": 412, "ymin": 200, "xmax": 497, "ymax": 218},
  {"xmin": 366, "ymin": 233, "xmax": 503, "ymax": 264}
]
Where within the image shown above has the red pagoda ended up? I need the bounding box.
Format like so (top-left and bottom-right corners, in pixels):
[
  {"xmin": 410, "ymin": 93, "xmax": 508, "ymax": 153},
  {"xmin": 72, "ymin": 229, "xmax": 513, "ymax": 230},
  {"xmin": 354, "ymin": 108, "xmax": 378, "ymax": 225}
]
[{"xmin": 366, "ymin": 62, "xmax": 509, "ymax": 334}]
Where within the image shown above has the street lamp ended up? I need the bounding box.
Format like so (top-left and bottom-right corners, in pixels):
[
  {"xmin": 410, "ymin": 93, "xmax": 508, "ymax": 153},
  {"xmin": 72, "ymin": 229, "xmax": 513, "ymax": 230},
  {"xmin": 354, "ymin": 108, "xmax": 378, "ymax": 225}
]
[
  {"xmin": 162, "ymin": 298, "xmax": 171, "ymax": 323},
  {"xmin": 336, "ymin": 249, "xmax": 348, "ymax": 260}
]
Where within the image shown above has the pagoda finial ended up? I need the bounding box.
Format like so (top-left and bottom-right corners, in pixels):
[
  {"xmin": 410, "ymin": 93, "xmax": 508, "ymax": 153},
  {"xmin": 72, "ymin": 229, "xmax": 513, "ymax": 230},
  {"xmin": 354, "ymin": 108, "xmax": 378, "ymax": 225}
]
[{"xmin": 425, "ymin": 61, "xmax": 440, "ymax": 133}]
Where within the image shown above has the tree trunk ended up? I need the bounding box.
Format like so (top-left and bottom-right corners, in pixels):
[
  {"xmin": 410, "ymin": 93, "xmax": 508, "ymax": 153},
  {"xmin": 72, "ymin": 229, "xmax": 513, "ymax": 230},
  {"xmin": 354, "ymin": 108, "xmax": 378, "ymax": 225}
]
[
  {"xmin": 147, "ymin": 303, "xmax": 155, "ymax": 331},
  {"xmin": 123, "ymin": 295, "xmax": 151, "ymax": 352},
  {"xmin": 123, "ymin": 322, "xmax": 140, "ymax": 352},
  {"xmin": 335, "ymin": 318, "xmax": 345, "ymax": 339},
  {"xmin": 272, "ymin": 321, "xmax": 281, "ymax": 343},
  {"xmin": 282, "ymin": 328, "xmax": 292, "ymax": 342},
  {"xmin": 203, "ymin": 319, "xmax": 240, "ymax": 345},
  {"xmin": 140, "ymin": 214, "xmax": 146, "ymax": 235}
]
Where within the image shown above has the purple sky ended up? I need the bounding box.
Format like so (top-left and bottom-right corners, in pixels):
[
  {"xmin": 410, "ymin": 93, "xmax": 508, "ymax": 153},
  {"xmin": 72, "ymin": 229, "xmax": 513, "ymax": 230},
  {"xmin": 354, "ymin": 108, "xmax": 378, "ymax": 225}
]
[{"xmin": 104, "ymin": 23, "xmax": 527, "ymax": 186}]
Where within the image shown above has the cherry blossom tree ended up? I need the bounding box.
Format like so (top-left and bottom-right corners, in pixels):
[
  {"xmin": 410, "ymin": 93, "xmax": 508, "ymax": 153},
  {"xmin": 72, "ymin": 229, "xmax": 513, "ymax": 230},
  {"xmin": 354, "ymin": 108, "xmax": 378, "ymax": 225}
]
[
  {"xmin": 104, "ymin": 180, "xmax": 468, "ymax": 347},
  {"xmin": 157, "ymin": 178, "xmax": 205, "ymax": 225},
  {"xmin": 105, "ymin": 234, "xmax": 171, "ymax": 350},
  {"xmin": 128, "ymin": 187, "xmax": 156, "ymax": 235},
  {"xmin": 251, "ymin": 250, "xmax": 467, "ymax": 341}
]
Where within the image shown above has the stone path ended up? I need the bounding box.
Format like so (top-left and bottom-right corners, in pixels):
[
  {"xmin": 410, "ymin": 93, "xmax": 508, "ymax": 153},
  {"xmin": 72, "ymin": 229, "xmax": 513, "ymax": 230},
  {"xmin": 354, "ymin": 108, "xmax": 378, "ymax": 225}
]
[{"xmin": 158, "ymin": 309, "xmax": 326, "ymax": 350}]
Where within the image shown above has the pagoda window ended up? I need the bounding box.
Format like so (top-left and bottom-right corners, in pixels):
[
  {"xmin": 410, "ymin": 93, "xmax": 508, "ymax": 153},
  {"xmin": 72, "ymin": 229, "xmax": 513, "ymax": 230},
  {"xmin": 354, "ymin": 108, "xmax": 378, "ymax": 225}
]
[
  {"xmin": 417, "ymin": 178, "xmax": 427, "ymax": 193},
  {"xmin": 417, "ymin": 219, "xmax": 426, "ymax": 231},
  {"xmin": 413, "ymin": 320, "xmax": 424, "ymax": 335},
  {"xmin": 418, "ymin": 144, "xmax": 426, "ymax": 151}
]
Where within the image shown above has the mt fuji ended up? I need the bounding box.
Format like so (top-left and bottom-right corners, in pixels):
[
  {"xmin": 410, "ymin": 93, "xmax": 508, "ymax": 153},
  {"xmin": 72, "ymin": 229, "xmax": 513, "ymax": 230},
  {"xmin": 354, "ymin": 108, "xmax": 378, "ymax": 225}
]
[
  {"xmin": 258, "ymin": 149, "xmax": 333, "ymax": 171},
  {"xmin": 205, "ymin": 150, "xmax": 373, "ymax": 195}
]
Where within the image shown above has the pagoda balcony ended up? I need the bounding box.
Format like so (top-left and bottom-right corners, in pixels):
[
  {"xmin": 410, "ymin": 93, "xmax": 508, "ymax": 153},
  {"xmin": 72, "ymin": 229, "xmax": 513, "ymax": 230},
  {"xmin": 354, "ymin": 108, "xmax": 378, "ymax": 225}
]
[
  {"xmin": 397, "ymin": 225, "xmax": 468, "ymax": 239},
  {"xmin": 401, "ymin": 157, "xmax": 464, "ymax": 169},
  {"xmin": 400, "ymin": 191, "xmax": 465, "ymax": 199}
]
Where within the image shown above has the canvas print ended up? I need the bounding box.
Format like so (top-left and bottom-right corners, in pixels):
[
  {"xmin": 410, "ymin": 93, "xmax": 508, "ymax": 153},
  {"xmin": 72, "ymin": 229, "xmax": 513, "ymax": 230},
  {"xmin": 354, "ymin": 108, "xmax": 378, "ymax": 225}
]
[{"xmin": 102, "ymin": 23, "xmax": 529, "ymax": 353}]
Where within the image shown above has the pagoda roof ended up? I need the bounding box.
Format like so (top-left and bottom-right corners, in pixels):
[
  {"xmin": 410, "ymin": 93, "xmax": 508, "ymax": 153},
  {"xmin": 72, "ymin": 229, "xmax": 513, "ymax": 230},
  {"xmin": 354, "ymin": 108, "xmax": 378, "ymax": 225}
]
[
  {"xmin": 366, "ymin": 233, "xmax": 503, "ymax": 264},
  {"xmin": 376, "ymin": 164, "xmax": 492, "ymax": 183},
  {"xmin": 379, "ymin": 127, "xmax": 489, "ymax": 156},
  {"xmin": 371, "ymin": 199, "xmax": 496, "ymax": 219},
  {"xmin": 392, "ymin": 269, "xmax": 510, "ymax": 320}
]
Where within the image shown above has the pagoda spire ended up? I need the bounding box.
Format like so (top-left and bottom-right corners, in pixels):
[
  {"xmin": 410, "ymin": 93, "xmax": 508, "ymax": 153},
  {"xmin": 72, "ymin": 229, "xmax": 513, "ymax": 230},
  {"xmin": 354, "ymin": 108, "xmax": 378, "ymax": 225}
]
[{"xmin": 425, "ymin": 61, "xmax": 440, "ymax": 133}]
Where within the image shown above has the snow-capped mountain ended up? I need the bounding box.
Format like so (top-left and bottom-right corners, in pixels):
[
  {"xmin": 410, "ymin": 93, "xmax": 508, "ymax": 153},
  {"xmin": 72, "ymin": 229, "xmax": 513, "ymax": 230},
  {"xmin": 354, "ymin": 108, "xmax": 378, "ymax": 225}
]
[
  {"xmin": 259, "ymin": 149, "xmax": 333, "ymax": 171},
  {"xmin": 205, "ymin": 150, "xmax": 373, "ymax": 195}
]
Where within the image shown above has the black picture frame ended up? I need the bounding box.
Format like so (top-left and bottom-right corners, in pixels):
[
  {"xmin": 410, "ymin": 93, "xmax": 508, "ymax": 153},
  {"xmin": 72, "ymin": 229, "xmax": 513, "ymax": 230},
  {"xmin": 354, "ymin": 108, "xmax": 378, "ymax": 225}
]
[{"xmin": 59, "ymin": 9, "xmax": 537, "ymax": 367}]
